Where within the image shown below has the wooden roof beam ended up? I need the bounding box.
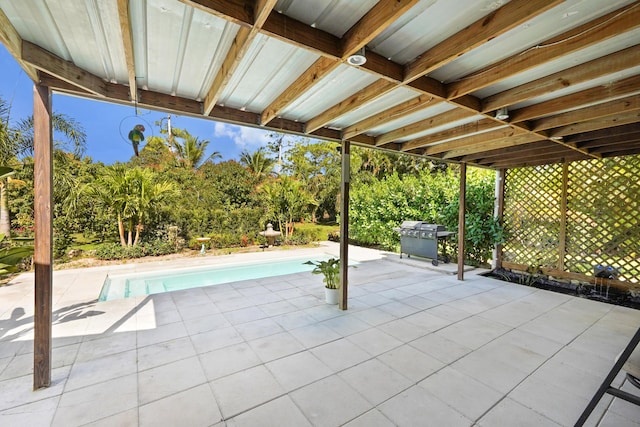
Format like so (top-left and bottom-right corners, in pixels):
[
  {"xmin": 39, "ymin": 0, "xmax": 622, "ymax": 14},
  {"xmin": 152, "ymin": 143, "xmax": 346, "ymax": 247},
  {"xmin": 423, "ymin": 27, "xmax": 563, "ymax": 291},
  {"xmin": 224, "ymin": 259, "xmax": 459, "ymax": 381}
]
[
  {"xmin": 179, "ymin": 0, "xmax": 252, "ymax": 26},
  {"xmin": 532, "ymin": 95, "xmax": 640, "ymax": 132},
  {"xmin": 342, "ymin": 95, "xmax": 436, "ymax": 140},
  {"xmin": 511, "ymin": 74, "xmax": 640, "ymax": 123},
  {"xmin": 442, "ymin": 134, "xmax": 543, "ymax": 159},
  {"xmin": 482, "ymin": 44, "xmax": 640, "ymax": 113},
  {"xmin": 375, "ymin": 109, "xmax": 477, "ymax": 146},
  {"xmin": 461, "ymin": 141, "xmax": 560, "ymax": 162},
  {"xmin": 400, "ymin": 118, "xmax": 499, "ymax": 151},
  {"xmin": 564, "ymin": 123, "xmax": 640, "ymax": 144},
  {"xmin": 422, "ymin": 126, "xmax": 523, "ymax": 156},
  {"xmin": 447, "ymin": 2, "xmax": 640, "ymax": 99},
  {"xmin": 577, "ymin": 132, "xmax": 640, "ymax": 149},
  {"xmin": 589, "ymin": 140, "xmax": 640, "ymax": 154},
  {"xmin": 22, "ymin": 42, "xmax": 108, "ymax": 97},
  {"xmin": 403, "ymin": 0, "xmax": 562, "ymax": 83},
  {"xmin": 203, "ymin": 0, "xmax": 277, "ymax": 115},
  {"xmin": 261, "ymin": 0, "xmax": 419, "ymax": 126},
  {"xmin": 488, "ymin": 152, "xmax": 590, "ymax": 169},
  {"xmin": 0, "ymin": 8, "xmax": 40, "ymax": 81},
  {"xmin": 476, "ymin": 145, "xmax": 573, "ymax": 165},
  {"xmin": 548, "ymin": 110, "xmax": 640, "ymax": 138},
  {"xmin": 117, "ymin": 0, "xmax": 137, "ymax": 103}
]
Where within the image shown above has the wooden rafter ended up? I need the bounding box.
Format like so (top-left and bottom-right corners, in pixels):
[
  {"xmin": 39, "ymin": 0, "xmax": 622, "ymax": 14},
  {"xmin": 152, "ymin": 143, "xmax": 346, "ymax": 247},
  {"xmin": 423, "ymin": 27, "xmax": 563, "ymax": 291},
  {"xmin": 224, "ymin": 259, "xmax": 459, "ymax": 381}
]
[
  {"xmin": 375, "ymin": 108, "xmax": 476, "ymax": 146},
  {"xmin": 400, "ymin": 118, "xmax": 498, "ymax": 151},
  {"xmin": 404, "ymin": 0, "xmax": 562, "ymax": 83},
  {"xmin": 447, "ymin": 2, "xmax": 640, "ymax": 98},
  {"xmin": 442, "ymin": 134, "xmax": 544, "ymax": 159},
  {"xmin": 203, "ymin": 0, "xmax": 277, "ymax": 115},
  {"xmin": 482, "ymin": 44, "xmax": 640, "ymax": 113},
  {"xmin": 549, "ymin": 110, "xmax": 640, "ymax": 138},
  {"xmin": 117, "ymin": 0, "xmax": 137, "ymax": 103},
  {"xmin": 341, "ymin": 95, "xmax": 435, "ymax": 140},
  {"xmin": 179, "ymin": 0, "xmax": 252, "ymax": 26},
  {"xmin": 422, "ymin": 126, "xmax": 522, "ymax": 156}
]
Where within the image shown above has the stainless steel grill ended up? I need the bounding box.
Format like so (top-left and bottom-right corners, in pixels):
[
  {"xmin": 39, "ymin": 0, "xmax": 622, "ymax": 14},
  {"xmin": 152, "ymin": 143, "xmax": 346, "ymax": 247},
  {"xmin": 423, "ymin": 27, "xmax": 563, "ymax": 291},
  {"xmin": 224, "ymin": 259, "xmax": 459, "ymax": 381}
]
[{"xmin": 393, "ymin": 221, "xmax": 455, "ymax": 266}]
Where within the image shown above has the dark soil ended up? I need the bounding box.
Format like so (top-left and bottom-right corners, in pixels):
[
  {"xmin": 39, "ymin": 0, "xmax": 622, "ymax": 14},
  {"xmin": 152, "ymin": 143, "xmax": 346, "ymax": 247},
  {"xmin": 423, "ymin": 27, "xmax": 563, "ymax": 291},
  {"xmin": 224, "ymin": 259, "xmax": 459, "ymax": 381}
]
[{"xmin": 485, "ymin": 268, "xmax": 640, "ymax": 310}]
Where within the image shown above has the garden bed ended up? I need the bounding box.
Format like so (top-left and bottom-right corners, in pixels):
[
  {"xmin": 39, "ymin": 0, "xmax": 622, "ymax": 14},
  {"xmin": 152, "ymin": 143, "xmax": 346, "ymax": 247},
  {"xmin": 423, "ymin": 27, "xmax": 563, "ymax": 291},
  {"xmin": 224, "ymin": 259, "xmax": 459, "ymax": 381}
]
[{"xmin": 485, "ymin": 268, "xmax": 640, "ymax": 310}]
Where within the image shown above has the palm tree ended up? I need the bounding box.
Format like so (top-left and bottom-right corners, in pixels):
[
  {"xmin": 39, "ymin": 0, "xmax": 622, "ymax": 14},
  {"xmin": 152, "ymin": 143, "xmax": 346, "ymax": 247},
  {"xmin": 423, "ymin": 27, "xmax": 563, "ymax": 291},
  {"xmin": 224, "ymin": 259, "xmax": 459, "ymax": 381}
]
[
  {"xmin": 0, "ymin": 98, "xmax": 19, "ymax": 236},
  {"xmin": 170, "ymin": 129, "xmax": 220, "ymax": 169},
  {"xmin": 239, "ymin": 147, "xmax": 275, "ymax": 179},
  {"xmin": 87, "ymin": 166, "xmax": 176, "ymax": 246}
]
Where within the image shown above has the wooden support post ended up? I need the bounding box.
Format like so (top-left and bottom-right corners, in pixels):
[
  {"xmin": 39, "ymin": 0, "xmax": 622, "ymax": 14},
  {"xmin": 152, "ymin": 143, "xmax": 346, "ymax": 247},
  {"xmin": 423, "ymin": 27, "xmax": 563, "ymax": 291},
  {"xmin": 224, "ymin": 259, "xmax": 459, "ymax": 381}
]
[
  {"xmin": 457, "ymin": 163, "xmax": 467, "ymax": 281},
  {"xmin": 33, "ymin": 83, "xmax": 53, "ymax": 390},
  {"xmin": 339, "ymin": 141, "xmax": 350, "ymax": 310},
  {"xmin": 558, "ymin": 162, "xmax": 569, "ymax": 271},
  {"xmin": 494, "ymin": 169, "xmax": 506, "ymax": 269}
]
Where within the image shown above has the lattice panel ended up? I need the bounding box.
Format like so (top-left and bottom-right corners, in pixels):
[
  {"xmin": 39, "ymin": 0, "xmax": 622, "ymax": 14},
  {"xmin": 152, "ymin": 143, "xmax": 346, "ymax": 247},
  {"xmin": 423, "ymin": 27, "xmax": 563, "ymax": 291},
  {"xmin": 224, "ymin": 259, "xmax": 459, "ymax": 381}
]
[
  {"xmin": 502, "ymin": 155, "xmax": 640, "ymax": 284},
  {"xmin": 503, "ymin": 164, "xmax": 563, "ymax": 267},
  {"xmin": 565, "ymin": 157, "xmax": 640, "ymax": 282}
]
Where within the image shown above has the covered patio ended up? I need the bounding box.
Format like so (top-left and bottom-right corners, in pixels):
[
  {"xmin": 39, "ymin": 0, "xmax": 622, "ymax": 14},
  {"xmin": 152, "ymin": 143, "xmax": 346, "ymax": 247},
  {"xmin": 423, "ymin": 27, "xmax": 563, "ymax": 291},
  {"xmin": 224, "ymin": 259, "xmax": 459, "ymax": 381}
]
[{"xmin": 1, "ymin": 244, "xmax": 639, "ymax": 426}]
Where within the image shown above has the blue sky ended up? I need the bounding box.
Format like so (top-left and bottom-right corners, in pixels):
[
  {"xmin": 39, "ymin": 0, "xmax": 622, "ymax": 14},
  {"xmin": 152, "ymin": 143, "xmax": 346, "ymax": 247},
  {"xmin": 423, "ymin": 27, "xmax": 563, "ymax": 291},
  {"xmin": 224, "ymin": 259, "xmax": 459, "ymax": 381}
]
[{"xmin": 0, "ymin": 46, "xmax": 284, "ymax": 164}]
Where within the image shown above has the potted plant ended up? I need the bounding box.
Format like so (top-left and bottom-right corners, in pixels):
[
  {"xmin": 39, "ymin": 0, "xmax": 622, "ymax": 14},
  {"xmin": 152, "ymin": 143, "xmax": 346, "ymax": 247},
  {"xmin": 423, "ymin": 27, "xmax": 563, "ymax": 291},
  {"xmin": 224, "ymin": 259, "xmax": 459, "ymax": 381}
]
[{"xmin": 304, "ymin": 257, "xmax": 340, "ymax": 304}]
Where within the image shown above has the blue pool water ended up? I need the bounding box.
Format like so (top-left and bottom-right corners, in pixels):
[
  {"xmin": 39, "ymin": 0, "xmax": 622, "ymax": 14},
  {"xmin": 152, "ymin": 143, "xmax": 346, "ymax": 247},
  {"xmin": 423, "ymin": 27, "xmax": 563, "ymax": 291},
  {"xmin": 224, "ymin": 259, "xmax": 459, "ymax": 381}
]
[{"xmin": 98, "ymin": 256, "xmax": 333, "ymax": 301}]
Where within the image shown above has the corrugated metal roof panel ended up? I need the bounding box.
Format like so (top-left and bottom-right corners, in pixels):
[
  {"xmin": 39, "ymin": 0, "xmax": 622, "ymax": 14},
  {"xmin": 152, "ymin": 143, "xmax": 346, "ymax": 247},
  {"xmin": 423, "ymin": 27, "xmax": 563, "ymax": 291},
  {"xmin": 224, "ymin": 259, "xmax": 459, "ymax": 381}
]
[
  {"xmin": 219, "ymin": 33, "xmax": 319, "ymax": 112},
  {"xmin": 430, "ymin": 0, "xmax": 635, "ymax": 82},
  {"xmin": 366, "ymin": 102, "xmax": 457, "ymax": 136},
  {"xmin": 275, "ymin": 0, "xmax": 378, "ymax": 38},
  {"xmin": 328, "ymin": 86, "xmax": 420, "ymax": 129},
  {"xmin": 369, "ymin": 0, "xmax": 509, "ymax": 65},
  {"xmin": 280, "ymin": 64, "xmax": 378, "ymax": 122},
  {"xmin": 472, "ymin": 30, "xmax": 640, "ymax": 99}
]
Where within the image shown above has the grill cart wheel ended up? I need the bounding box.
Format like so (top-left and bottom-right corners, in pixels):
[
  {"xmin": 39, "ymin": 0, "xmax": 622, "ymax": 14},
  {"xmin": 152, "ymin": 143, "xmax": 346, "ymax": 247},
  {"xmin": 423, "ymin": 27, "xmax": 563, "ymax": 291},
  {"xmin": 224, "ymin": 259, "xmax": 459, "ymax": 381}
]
[{"xmin": 432, "ymin": 259, "xmax": 438, "ymax": 266}]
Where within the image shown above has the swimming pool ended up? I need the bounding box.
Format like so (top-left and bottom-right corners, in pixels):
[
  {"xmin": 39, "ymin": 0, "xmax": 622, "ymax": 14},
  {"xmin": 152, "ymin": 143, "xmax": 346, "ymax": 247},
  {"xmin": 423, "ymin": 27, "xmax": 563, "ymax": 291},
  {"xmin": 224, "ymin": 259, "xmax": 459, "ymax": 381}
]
[{"xmin": 98, "ymin": 255, "xmax": 334, "ymax": 301}]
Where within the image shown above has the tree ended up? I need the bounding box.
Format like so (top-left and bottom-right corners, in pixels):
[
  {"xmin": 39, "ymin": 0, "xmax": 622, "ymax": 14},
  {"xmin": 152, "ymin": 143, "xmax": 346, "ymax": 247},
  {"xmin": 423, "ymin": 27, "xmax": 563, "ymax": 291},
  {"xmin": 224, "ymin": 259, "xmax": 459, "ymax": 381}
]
[
  {"xmin": 87, "ymin": 166, "xmax": 176, "ymax": 246},
  {"xmin": 0, "ymin": 98, "xmax": 20, "ymax": 236},
  {"xmin": 260, "ymin": 176, "xmax": 317, "ymax": 238},
  {"xmin": 170, "ymin": 128, "xmax": 220, "ymax": 169},
  {"xmin": 239, "ymin": 147, "xmax": 275, "ymax": 179}
]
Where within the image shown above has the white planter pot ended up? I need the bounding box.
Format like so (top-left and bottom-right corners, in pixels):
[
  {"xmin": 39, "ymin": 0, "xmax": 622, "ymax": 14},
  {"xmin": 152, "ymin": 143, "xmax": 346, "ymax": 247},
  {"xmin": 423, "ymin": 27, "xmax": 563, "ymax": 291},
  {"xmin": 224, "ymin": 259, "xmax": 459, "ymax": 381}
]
[{"xmin": 325, "ymin": 287, "xmax": 339, "ymax": 304}]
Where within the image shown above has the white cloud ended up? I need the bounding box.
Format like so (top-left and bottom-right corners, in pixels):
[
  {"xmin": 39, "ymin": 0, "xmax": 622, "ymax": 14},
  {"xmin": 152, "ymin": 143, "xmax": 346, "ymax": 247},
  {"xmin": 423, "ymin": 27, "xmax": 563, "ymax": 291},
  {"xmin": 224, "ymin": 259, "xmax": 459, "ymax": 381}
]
[{"xmin": 213, "ymin": 122, "xmax": 273, "ymax": 150}]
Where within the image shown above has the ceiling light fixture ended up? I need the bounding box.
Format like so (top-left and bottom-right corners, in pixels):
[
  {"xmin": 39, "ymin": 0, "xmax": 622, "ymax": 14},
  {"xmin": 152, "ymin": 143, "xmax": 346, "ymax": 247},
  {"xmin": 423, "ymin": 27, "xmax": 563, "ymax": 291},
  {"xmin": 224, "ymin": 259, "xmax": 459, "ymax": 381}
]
[
  {"xmin": 347, "ymin": 47, "xmax": 367, "ymax": 66},
  {"xmin": 495, "ymin": 107, "xmax": 509, "ymax": 120}
]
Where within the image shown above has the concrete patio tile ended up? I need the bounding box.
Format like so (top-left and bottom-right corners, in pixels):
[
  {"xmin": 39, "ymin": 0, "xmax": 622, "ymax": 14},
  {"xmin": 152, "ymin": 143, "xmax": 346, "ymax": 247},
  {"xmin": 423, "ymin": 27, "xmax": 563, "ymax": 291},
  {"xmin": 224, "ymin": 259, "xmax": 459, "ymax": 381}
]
[
  {"xmin": 607, "ymin": 380, "xmax": 640, "ymax": 423},
  {"xmin": 288, "ymin": 323, "xmax": 341, "ymax": 348},
  {"xmin": 377, "ymin": 300, "xmax": 420, "ymax": 318},
  {"xmin": 138, "ymin": 356, "xmax": 206, "ymax": 405},
  {"xmin": 343, "ymin": 409, "xmax": 395, "ymax": 427},
  {"xmin": 377, "ymin": 318, "xmax": 430, "ymax": 343},
  {"xmin": 226, "ymin": 395, "xmax": 312, "ymax": 427},
  {"xmin": 410, "ymin": 332, "xmax": 472, "ymax": 364},
  {"xmin": 85, "ymin": 408, "xmax": 138, "ymax": 426},
  {"xmin": 400, "ymin": 295, "xmax": 440, "ymax": 310},
  {"xmin": 189, "ymin": 326, "xmax": 243, "ymax": 354},
  {"xmin": 215, "ymin": 296, "xmax": 258, "ymax": 313},
  {"xmin": 302, "ymin": 304, "xmax": 344, "ymax": 322},
  {"xmin": 266, "ymin": 351, "xmax": 333, "ymax": 391},
  {"xmin": 138, "ymin": 308, "xmax": 181, "ymax": 327},
  {"xmin": 137, "ymin": 336, "xmax": 195, "ymax": 371},
  {"xmin": 65, "ymin": 349, "xmax": 137, "ymax": 392},
  {"xmin": 75, "ymin": 331, "xmax": 136, "ymax": 363},
  {"xmin": 199, "ymin": 342, "xmax": 261, "ymax": 381},
  {"xmin": 1, "ymin": 343, "xmax": 78, "ymax": 381},
  {"xmin": 403, "ymin": 310, "xmax": 452, "ymax": 332},
  {"xmin": 310, "ymin": 338, "xmax": 371, "ymax": 372},
  {"xmin": 210, "ymin": 365, "xmax": 285, "ymax": 418},
  {"xmin": 353, "ymin": 293, "xmax": 392, "ymax": 307},
  {"xmin": 0, "ymin": 367, "xmax": 69, "ymax": 412},
  {"xmin": 0, "ymin": 395, "xmax": 59, "ymax": 427},
  {"xmin": 321, "ymin": 315, "xmax": 371, "ymax": 336},
  {"xmin": 418, "ymin": 366, "xmax": 503, "ymax": 421},
  {"xmin": 183, "ymin": 313, "xmax": 231, "ymax": 335},
  {"xmin": 139, "ymin": 384, "xmax": 222, "ymax": 427},
  {"xmin": 288, "ymin": 295, "xmax": 323, "ymax": 310},
  {"xmin": 550, "ymin": 346, "xmax": 613, "ymax": 374},
  {"xmin": 290, "ymin": 375, "xmax": 372, "ymax": 427},
  {"xmin": 598, "ymin": 411, "xmax": 640, "ymax": 427},
  {"xmin": 529, "ymin": 359, "xmax": 606, "ymax": 400},
  {"xmin": 234, "ymin": 317, "xmax": 283, "ymax": 341},
  {"xmin": 248, "ymin": 331, "xmax": 305, "ymax": 362},
  {"xmin": 435, "ymin": 316, "xmax": 511, "ymax": 350},
  {"xmin": 379, "ymin": 384, "xmax": 472, "ymax": 427},
  {"xmin": 426, "ymin": 304, "xmax": 472, "ymax": 322},
  {"xmin": 477, "ymin": 397, "xmax": 561, "ymax": 427},
  {"xmin": 353, "ymin": 306, "xmax": 398, "ymax": 326},
  {"xmin": 177, "ymin": 301, "xmax": 220, "ymax": 321},
  {"xmin": 378, "ymin": 288, "xmax": 412, "ymax": 301},
  {"xmin": 52, "ymin": 373, "xmax": 137, "ymax": 427},
  {"xmin": 339, "ymin": 359, "xmax": 413, "ymax": 405},
  {"xmin": 136, "ymin": 320, "xmax": 188, "ymax": 348},
  {"xmin": 223, "ymin": 306, "xmax": 268, "ymax": 325},
  {"xmin": 478, "ymin": 299, "xmax": 549, "ymax": 328},
  {"xmin": 452, "ymin": 350, "xmax": 529, "ymax": 394},
  {"xmin": 347, "ymin": 328, "xmax": 403, "ymax": 357},
  {"xmin": 271, "ymin": 311, "xmax": 317, "ymax": 330},
  {"xmin": 509, "ymin": 376, "xmax": 590, "ymax": 426},
  {"xmin": 377, "ymin": 344, "xmax": 444, "ymax": 383},
  {"xmin": 258, "ymin": 300, "xmax": 298, "ymax": 316}
]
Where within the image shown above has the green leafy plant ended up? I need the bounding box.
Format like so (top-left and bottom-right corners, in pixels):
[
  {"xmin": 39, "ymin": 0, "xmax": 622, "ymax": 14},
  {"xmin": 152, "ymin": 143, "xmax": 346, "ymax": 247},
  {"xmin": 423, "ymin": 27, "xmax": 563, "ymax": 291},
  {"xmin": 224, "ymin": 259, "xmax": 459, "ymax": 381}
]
[
  {"xmin": 0, "ymin": 233, "xmax": 33, "ymax": 276},
  {"xmin": 304, "ymin": 257, "xmax": 340, "ymax": 289}
]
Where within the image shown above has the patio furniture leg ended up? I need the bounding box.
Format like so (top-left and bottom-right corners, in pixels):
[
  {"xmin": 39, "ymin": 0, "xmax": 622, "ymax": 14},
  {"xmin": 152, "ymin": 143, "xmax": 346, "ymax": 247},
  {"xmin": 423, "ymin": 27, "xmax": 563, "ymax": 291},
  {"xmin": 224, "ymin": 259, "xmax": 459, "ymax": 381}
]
[{"xmin": 575, "ymin": 326, "xmax": 640, "ymax": 426}]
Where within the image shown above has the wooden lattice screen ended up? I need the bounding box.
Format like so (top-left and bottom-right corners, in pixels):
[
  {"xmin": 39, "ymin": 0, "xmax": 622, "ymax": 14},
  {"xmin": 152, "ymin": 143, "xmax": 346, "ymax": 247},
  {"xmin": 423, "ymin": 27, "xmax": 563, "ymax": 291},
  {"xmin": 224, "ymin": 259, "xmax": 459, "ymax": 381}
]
[{"xmin": 503, "ymin": 155, "xmax": 640, "ymax": 285}]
